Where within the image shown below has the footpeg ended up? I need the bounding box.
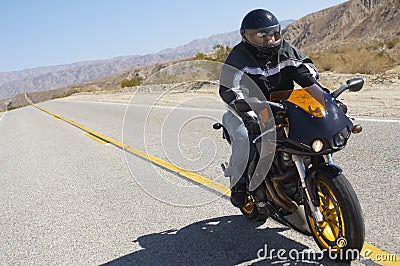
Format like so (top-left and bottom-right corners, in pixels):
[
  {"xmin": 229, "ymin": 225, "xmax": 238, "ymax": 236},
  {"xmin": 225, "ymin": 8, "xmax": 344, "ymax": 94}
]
[
  {"xmin": 255, "ymin": 201, "xmax": 269, "ymax": 214},
  {"xmin": 213, "ymin": 123, "xmax": 223, "ymax": 130}
]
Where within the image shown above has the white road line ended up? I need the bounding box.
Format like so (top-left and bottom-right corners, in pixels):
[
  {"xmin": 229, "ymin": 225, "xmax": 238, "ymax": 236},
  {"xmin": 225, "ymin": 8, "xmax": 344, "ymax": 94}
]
[
  {"xmin": 352, "ymin": 117, "xmax": 400, "ymax": 123},
  {"xmin": 56, "ymin": 99, "xmax": 400, "ymax": 123},
  {"xmin": 0, "ymin": 111, "xmax": 6, "ymax": 122},
  {"xmin": 55, "ymin": 99, "xmax": 226, "ymax": 113},
  {"xmin": 56, "ymin": 99, "xmax": 129, "ymax": 106},
  {"xmin": 24, "ymin": 92, "xmax": 33, "ymax": 105}
]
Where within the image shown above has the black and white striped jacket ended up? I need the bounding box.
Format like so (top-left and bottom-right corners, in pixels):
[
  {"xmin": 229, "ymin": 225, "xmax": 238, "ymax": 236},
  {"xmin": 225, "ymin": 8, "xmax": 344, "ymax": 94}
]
[{"xmin": 219, "ymin": 39, "xmax": 318, "ymax": 121}]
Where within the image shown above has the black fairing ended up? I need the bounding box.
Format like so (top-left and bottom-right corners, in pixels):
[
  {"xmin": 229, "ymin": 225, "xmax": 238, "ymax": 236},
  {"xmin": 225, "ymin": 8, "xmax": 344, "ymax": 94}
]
[{"xmin": 282, "ymin": 92, "xmax": 353, "ymax": 154}]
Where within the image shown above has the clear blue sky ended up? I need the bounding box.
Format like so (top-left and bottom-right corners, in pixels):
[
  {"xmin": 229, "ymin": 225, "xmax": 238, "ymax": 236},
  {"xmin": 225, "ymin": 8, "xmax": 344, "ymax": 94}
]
[{"xmin": 0, "ymin": 0, "xmax": 347, "ymax": 72}]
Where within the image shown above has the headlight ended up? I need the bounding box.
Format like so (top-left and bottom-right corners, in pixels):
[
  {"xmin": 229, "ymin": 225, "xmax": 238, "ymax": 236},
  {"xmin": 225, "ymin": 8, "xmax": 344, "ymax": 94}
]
[
  {"xmin": 333, "ymin": 132, "xmax": 346, "ymax": 147},
  {"xmin": 312, "ymin": 139, "xmax": 324, "ymax": 153}
]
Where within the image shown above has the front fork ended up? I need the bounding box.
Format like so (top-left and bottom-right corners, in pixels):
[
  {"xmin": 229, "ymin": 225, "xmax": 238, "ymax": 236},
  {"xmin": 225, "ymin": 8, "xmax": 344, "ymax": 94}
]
[{"xmin": 292, "ymin": 154, "xmax": 324, "ymax": 223}]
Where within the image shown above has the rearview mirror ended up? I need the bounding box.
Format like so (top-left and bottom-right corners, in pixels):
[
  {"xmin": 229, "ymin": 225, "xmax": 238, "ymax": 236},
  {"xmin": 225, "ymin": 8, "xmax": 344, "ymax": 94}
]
[
  {"xmin": 347, "ymin": 78, "xmax": 364, "ymax": 92},
  {"xmin": 331, "ymin": 78, "xmax": 364, "ymax": 98}
]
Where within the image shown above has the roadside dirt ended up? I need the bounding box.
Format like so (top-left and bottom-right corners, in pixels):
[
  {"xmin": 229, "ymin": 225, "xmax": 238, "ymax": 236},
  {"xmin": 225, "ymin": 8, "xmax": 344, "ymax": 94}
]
[{"xmin": 64, "ymin": 72, "xmax": 400, "ymax": 119}]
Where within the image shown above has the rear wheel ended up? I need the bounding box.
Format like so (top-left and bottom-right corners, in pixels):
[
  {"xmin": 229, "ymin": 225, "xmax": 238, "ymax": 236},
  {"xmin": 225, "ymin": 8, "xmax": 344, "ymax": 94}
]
[
  {"xmin": 240, "ymin": 195, "xmax": 269, "ymax": 222},
  {"xmin": 306, "ymin": 173, "xmax": 365, "ymax": 261}
]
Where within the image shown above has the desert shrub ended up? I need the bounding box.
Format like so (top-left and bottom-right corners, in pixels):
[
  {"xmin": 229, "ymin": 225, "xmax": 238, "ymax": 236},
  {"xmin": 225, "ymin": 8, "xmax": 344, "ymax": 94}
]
[
  {"xmin": 213, "ymin": 44, "xmax": 232, "ymax": 62},
  {"xmin": 308, "ymin": 37, "xmax": 400, "ymax": 74},
  {"xmin": 51, "ymin": 88, "xmax": 81, "ymax": 99},
  {"xmin": 384, "ymin": 37, "xmax": 399, "ymax": 49},
  {"xmin": 193, "ymin": 52, "xmax": 213, "ymax": 61},
  {"xmin": 192, "ymin": 45, "xmax": 232, "ymax": 63},
  {"xmin": 120, "ymin": 77, "xmax": 142, "ymax": 88},
  {"xmin": 7, "ymin": 106, "xmax": 20, "ymax": 111}
]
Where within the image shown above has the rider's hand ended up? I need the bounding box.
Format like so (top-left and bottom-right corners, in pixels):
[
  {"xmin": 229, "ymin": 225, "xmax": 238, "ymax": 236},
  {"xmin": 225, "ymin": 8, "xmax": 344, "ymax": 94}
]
[{"xmin": 244, "ymin": 117, "xmax": 261, "ymax": 136}]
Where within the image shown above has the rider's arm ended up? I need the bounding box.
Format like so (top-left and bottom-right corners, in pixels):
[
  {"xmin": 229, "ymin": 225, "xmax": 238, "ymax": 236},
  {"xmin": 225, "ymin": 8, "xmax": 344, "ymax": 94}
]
[
  {"xmin": 291, "ymin": 64, "xmax": 318, "ymax": 88},
  {"xmin": 291, "ymin": 63, "xmax": 334, "ymax": 94},
  {"xmin": 291, "ymin": 64, "xmax": 347, "ymax": 113}
]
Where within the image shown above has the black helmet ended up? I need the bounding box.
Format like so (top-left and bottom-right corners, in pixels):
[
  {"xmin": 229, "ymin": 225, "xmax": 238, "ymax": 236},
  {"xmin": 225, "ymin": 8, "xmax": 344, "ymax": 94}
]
[{"xmin": 240, "ymin": 9, "xmax": 282, "ymax": 54}]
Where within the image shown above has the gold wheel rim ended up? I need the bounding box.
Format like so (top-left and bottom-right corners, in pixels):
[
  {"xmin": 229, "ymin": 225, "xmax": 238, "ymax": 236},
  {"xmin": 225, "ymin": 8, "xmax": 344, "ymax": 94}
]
[
  {"xmin": 308, "ymin": 179, "xmax": 346, "ymax": 251},
  {"xmin": 241, "ymin": 196, "xmax": 254, "ymax": 214}
]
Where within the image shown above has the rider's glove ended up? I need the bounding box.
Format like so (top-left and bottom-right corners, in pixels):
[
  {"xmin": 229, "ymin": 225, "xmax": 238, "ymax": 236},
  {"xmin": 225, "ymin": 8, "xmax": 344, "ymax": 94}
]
[{"xmin": 244, "ymin": 116, "xmax": 261, "ymax": 136}]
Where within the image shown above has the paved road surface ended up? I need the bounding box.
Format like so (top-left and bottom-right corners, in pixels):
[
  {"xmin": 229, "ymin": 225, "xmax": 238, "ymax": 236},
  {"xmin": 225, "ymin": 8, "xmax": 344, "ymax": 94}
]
[{"xmin": 0, "ymin": 99, "xmax": 399, "ymax": 265}]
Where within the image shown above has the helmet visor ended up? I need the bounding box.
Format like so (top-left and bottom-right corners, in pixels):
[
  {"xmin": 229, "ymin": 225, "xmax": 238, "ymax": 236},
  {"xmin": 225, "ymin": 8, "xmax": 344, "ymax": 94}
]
[{"xmin": 243, "ymin": 24, "xmax": 281, "ymax": 49}]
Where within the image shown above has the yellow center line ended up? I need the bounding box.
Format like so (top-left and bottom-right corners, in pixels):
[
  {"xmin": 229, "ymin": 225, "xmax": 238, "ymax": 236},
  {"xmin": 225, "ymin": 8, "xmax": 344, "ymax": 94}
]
[
  {"xmin": 361, "ymin": 243, "xmax": 400, "ymax": 266},
  {"xmin": 33, "ymin": 104, "xmax": 230, "ymax": 196},
  {"xmin": 32, "ymin": 103, "xmax": 399, "ymax": 265},
  {"xmin": 85, "ymin": 132, "xmax": 108, "ymax": 144}
]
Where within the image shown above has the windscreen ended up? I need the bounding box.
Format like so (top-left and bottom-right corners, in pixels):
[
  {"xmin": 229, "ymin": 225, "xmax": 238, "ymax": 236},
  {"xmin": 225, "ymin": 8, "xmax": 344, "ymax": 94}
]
[{"xmin": 270, "ymin": 86, "xmax": 326, "ymax": 118}]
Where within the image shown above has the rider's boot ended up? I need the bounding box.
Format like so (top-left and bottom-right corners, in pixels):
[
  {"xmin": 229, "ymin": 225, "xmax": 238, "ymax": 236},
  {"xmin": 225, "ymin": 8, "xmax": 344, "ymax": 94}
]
[{"xmin": 230, "ymin": 181, "xmax": 247, "ymax": 208}]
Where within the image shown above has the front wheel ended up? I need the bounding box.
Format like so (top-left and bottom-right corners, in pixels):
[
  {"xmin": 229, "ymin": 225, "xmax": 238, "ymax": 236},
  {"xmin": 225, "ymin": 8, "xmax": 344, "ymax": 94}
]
[{"xmin": 306, "ymin": 173, "xmax": 365, "ymax": 261}]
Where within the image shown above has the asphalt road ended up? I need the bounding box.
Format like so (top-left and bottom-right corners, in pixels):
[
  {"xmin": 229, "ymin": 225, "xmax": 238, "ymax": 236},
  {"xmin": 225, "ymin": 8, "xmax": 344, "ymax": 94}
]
[{"xmin": 0, "ymin": 99, "xmax": 399, "ymax": 265}]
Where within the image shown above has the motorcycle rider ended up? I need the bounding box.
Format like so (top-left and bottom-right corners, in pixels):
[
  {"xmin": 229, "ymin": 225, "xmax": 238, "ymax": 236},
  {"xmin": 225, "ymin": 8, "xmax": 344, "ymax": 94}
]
[{"xmin": 219, "ymin": 9, "xmax": 321, "ymax": 208}]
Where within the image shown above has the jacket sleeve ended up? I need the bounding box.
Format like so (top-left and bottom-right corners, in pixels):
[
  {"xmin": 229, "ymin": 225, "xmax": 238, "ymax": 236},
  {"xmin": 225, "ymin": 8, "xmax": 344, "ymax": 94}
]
[
  {"xmin": 281, "ymin": 40, "xmax": 319, "ymax": 88},
  {"xmin": 219, "ymin": 70, "xmax": 256, "ymax": 123},
  {"xmin": 292, "ymin": 64, "xmax": 318, "ymax": 88},
  {"xmin": 219, "ymin": 45, "xmax": 248, "ymax": 106},
  {"xmin": 219, "ymin": 48, "xmax": 258, "ymax": 123},
  {"xmin": 219, "ymin": 64, "xmax": 242, "ymax": 106}
]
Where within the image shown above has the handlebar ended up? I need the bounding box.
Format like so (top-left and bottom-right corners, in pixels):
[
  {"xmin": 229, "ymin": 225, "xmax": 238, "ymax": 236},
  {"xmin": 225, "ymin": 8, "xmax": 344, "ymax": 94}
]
[{"xmin": 234, "ymin": 98, "xmax": 284, "ymax": 113}]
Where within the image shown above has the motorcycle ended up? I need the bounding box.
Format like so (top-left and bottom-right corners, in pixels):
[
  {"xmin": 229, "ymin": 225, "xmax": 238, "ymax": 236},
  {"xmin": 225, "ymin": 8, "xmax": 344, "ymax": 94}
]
[{"xmin": 213, "ymin": 78, "xmax": 365, "ymax": 261}]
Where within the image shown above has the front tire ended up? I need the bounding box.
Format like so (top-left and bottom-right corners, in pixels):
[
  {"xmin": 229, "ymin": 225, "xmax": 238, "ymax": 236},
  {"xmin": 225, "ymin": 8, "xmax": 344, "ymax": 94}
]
[{"xmin": 306, "ymin": 173, "xmax": 365, "ymax": 261}]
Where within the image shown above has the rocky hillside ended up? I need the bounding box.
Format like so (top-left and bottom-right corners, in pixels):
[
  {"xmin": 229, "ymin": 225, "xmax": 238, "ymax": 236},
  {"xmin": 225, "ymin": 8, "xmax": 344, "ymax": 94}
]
[
  {"xmin": 282, "ymin": 0, "xmax": 400, "ymax": 74},
  {"xmin": 0, "ymin": 57, "xmax": 202, "ymax": 111},
  {"xmin": 2, "ymin": 0, "xmax": 400, "ymax": 110},
  {"xmin": 0, "ymin": 32, "xmax": 240, "ymax": 101},
  {"xmin": 283, "ymin": 0, "xmax": 400, "ymax": 49},
  {"xmin": 3, "ymin": 0, "xmax": 399, "ymax": 102}
]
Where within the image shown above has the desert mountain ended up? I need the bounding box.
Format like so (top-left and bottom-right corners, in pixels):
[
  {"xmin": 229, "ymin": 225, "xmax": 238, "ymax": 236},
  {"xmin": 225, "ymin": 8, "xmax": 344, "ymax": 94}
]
[
  {"xmin": 0, "ymin": 20, "xmax": 294, "ymax": 101},
  {"xmin": 2, "ymin": 0, "xmax": 399, "ymax": 109},
  {"xmin": 283, "ymin": 0, "xmax": 400, "ymax": 49}
]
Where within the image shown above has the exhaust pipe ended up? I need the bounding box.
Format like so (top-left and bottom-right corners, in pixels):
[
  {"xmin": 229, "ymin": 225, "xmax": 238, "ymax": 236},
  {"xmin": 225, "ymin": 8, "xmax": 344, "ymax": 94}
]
[{"xmin": 265, "ymin": 167, "xmax": 298, "ymax": 213}]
